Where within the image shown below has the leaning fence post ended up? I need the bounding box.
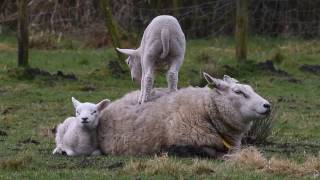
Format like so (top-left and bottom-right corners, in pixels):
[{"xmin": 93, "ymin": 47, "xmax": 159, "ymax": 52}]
[
  {"xmin": 100, "ymin": 0, "xmax": 126, "ymax": 71},
  {"xmin": 235, "ymin": 0, "xmax": 248, "ymax": 62},
  {"xmin": 17, "ymin": 0, "xmax": 29, "ymax": 67}
]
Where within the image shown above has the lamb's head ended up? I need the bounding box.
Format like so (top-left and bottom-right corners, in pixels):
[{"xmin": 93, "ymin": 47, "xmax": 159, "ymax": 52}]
[
  {"xmin": 203, "ymin": 73, "xmax": 271, "ymax": 121},
  {"xmin": 116, "ymin": 48, "xmax": 142, "ymax": 83},
  {"xmin": 72, "ymin": 97, "xmax": 110, "ymax": 129}
]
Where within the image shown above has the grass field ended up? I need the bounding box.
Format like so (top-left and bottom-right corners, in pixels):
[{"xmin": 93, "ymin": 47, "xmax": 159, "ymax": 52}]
[{"xmin": 0, "ymin": 33, "xmax": 320, "ymax": 179}]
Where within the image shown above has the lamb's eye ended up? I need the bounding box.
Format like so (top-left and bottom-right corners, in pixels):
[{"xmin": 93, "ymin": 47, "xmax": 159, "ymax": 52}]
[
  {"xmin": 91, "ymin": 110, "xmax": 97, "ymax": 115},
  {"xmin": 76, "ymin": 111, "xmax": 80, "ymax": 115}
]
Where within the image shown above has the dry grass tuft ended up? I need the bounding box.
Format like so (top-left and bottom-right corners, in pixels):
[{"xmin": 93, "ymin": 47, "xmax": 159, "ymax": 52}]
[
  {"xmin": 190, "ymin": 159, "xmax": 215, "ymax": 175},
  {"xmin": 0, "ymin": 43, "xmax": 15, "ymax": 51},
  {"xmin": 228, "ymin": 147, "xmax": 320, "ymax": 177},
  {"xmin": 121, "ymin": 154, "xmax": 215, "ymax": 177},
  {"xmin": 0, "ymin": 154, "xmax": 32, "ymax": 170},
  {"xmin": 227, "ymin": 146, "xmax": 267, "ymax": 170}
]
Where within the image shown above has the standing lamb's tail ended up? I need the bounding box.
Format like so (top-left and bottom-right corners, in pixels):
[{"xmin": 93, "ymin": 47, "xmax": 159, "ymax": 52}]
[{"xmin": 160, "ymin": 28, "xmax": 170, "ymax": 59}]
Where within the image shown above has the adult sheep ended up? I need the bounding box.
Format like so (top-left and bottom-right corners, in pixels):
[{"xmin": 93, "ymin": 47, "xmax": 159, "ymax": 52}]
[
  {"xmin": 98, "ymin": 73, "xmax": 271, "ymax": 157},
  {"xmin": 117, "ymin": 15, "xmax": 186, "ymax": 104}
]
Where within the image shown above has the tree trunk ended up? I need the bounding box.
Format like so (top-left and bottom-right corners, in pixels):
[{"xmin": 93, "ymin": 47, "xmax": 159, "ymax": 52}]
[
  {"xmin": 100, "ymin": 0, "xmax": 126, "ymax": 71},
  {"xmin": 17, "ymin": 0, "xmax": 29, "ymax": 67}
]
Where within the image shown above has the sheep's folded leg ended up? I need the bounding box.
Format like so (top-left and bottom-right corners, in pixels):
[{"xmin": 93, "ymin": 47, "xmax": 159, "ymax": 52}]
[{"xmin": 91, "ymin": 149, "xmax": 102, "ymax": 156}]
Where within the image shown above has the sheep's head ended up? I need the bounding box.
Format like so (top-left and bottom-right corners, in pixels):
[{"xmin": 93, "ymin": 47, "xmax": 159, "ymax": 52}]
[
  {"xmin": 203, "ymin": 73, "xmax": 271, "ymax": 121},
  {"xmin": 71, "ymin": 97, "xmax": 110, "ymax": 129},
  {"xmin": 116, "ymin": 48, "xmax": 142, "ymax": 83}
]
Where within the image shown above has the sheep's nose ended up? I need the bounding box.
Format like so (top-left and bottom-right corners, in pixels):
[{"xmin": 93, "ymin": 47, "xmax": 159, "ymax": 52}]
[
  {"xmin": 82, "ymin": 117, "xmax": 88, "ymax": 123},
  {"xmin": 263, "ymin": 103, "xmax": 271, "ymax": 110}
]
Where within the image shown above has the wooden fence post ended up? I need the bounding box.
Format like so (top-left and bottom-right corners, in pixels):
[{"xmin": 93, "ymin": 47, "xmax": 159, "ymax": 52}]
[
  {"xmin": 172, "ymin": 0, "xmax": 180, "ymax": 17},
  {"xmin": 100, "ymin": 0, "xmax": 126, "ymax": 71},
  {"xmin": 235, "ymin": 0, "xmax": 248, "ymax": 62},
  {"xmin": 17, "ymin": 0, "xmax": 29, "ymax": 67}
]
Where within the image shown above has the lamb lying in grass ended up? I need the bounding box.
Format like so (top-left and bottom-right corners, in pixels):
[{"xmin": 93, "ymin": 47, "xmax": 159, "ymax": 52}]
[
  {"xmin": 98, "ymin": 73, "xmax": 271, "ymax": 157},
  {"xmin": 117, "ymin": 15, "xmax": 186, "ymax": 104},
  {"xmin": 53, "ymin": 97, "xmax": 110, "ymax": 156}
]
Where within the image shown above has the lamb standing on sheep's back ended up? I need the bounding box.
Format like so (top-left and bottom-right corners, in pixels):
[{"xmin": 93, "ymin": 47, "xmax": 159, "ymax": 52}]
[
  {"xmin": 98, "ymin": 73, "xmax": 271, "ymax": 157},
  {"xmin": 53, "ymin": 97, "xmax": 110, "ymax": 156},
  {"xmin": 117, "ymin": 15, "xmax": 186, "ymax": 104}
]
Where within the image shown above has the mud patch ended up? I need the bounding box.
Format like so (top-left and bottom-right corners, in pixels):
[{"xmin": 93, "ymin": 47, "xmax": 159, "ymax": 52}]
[
  {"xmin": 2, "ymin": 107, "xmax": 14, "ymax": 115},
  {"xmin": 8, "ymin": 68, "xmax": 77, "ymax": 81},
  {"xmin": 80, "ymin": 85, "xmax": 96, "ymax": 92},
  {"xmin": 0, "ymin": 130, "xmax": 8, "ymax": 136},
  {"xmin": 107, "ymin": 162, "xmax": 124, "ymax": 170},
  {"xmin": 19, "ymin": 138, "xmax": 40, "ymax": 145},
  {"xmin": 299, "ymin": 64, "xmax": 320, "ymax": 75},
  {"xmin": 256, "ymin": 60, "xmax": 289, "ymax": 76},
  {"xmin": 258, "ymin": 141, "xmax": 320, "ymax": 156}
]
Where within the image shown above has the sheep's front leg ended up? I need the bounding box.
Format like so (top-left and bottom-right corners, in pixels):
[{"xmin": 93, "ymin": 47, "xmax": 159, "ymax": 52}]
[
  {"xmin": 139, "ymin": 54, "xmax": 155, "ymax": 104},
  {"xmin": 167, "ymin": 55, "xmax": 183, "ymax": 92}
]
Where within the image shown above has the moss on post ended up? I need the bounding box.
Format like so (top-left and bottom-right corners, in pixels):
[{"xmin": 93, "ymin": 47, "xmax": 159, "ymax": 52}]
[{"xmin": 100, "ymin": 0, "xmax": 126, "ymax": 71}]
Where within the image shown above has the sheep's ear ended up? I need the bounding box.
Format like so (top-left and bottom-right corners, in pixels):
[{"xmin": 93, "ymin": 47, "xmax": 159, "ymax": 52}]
[
  {"xmin": 116, "ymin": 48, "xmax": 138, "ymax": 57},
  {"xmin": 72, "ymin": 97, "xmax": 81, "ymax": 109},
  {"xmin": 203, "ymin": 72, "xmax": 229, "ymax": 91},
  {"xmin": 223, "ymin": 75, "xmax": 239, "ymax": 84},
  {"xmin": 96, "ymin": 99, "xmax": 111, "ymax": 112}
]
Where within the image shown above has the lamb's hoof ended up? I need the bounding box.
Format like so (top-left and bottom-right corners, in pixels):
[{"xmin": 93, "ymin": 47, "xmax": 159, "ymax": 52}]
[{"xmin": 52, "ymin": 147, "xmax": 62, "ymax": 155}]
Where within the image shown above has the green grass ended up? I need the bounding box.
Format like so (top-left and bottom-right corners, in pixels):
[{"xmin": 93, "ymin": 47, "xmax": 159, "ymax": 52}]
[{"xmin": 0, "ymin": 33, "xmax": 319, "ymax": 179}]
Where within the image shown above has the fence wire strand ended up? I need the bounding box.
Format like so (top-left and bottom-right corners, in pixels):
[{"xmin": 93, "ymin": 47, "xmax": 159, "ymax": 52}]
[{"xmin": 0, "ymin": 0, "xmax": 319, "ymax": 38}]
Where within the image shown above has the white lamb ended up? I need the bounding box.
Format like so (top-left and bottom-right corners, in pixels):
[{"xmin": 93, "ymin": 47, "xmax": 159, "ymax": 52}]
[
  {"xmin": 117, "ymin": 15, "xmax": 186, "ymax": 104},
  {"xmin": 53, "ymin": 97, "xmax": 110, "ymax": 156}
]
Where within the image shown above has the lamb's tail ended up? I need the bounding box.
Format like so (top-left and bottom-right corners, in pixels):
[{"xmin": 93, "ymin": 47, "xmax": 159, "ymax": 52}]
[{"xmin": 160, "ymin": 28, "xmax": 170, "ymax": 59}]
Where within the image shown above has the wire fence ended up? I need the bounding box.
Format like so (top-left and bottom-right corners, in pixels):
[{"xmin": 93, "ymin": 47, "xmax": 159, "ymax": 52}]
[{"xmin": 0, "ymin": 0, "xmax": 319, "ymax": 39}]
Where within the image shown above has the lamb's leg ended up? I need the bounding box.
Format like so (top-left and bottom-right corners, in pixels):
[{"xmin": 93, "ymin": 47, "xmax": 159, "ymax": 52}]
[
  {"xmin": 53, "ymin": 118, "xmax": 73, "ymax": 155},
  {"xmin": 52, "ymin": 123, "xmax": 66, "ymax": 154},
  {"xmin": 64, "ymin": 149, "xmax": 76, "ymax": 156},
  {"xmin": 138, "ymin": 72, "xmax": 145, "ymax": 104},
  {"xmin": 167, "ymin": 55, "xmax": 183, "ymax": 92},
  {"xmin": 139, "ymin": 54, "xmax": 155, "ymax": 104}
]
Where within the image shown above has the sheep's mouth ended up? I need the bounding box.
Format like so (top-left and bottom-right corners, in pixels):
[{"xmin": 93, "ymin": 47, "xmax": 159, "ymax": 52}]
[
  {"xmin": 257, "ymin": 110, "xmax": 270, "ymax": 116},
  {"xmin": 82, "ymin": 121, "xmax": 89, "ymax": 124}
]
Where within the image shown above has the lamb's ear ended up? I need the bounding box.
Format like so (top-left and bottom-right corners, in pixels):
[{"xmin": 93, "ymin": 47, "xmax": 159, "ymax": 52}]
[
  {"xmin": 116, "ymin": 48, "xmax": 138, "ymax": 57},
  {"xmin": 71, "ymin": 97, "xmax": 80, "ymax": 109},
  {"xmin": 223, "ymin": 75, "xmax": 239, "ymax": 84},
  {"xmin": 96, "ymin": 99, "xmax": 111, "ymax": 112},
  {"xmin": 203, "ymin": 72, "xmax": 229, "ymax": 91}
]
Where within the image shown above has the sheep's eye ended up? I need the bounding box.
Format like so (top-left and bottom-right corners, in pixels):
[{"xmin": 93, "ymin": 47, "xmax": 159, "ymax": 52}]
[
  {"xmin": 234, "ymin": 89, "xmax": 248, "ymax": 98},
  {"xmin": 91, "ymin": 110, "xmax": 97, "ymax": 115},
  {"xmin": 76, "ymin": 111, "xmax": 80, "ymax": 114},
  {"xmin": 234, "ymin": 89, "xmax": 242, "ymax": 94}
]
